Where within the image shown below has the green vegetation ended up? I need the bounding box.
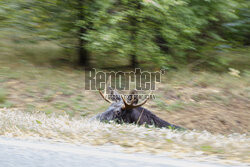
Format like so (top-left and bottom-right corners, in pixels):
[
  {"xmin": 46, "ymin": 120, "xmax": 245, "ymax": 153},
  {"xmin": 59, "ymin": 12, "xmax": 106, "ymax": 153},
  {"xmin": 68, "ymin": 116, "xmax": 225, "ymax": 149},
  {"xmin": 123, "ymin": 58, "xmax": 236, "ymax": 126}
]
[
  {"xmin": 0, "ymin": 1, "xmax": 249, "ymax": 164},
  {"xmin": 0, "ymin": 0, "xmax": 249, "ymax": 134},
  {"xmin": 0, "ymin": 40, "xmax": 249, "ymax": 134},
  {"xmin": 0, "ymin": 0, "xmax": 249, "ymax": 69},
  {"xmin": 0, "ymin": 88, "xmax": 7, "ymax": 104},
  {"xmin": 200, "ymin": 145, "xmax": 225, "ymax": 154}
]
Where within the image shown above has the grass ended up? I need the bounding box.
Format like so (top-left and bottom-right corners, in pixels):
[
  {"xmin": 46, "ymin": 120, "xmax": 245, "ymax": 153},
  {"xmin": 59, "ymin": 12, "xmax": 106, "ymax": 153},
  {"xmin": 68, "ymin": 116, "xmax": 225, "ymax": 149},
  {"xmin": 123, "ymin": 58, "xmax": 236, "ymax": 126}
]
[
  {"xmin": 200, "ymin": 145, "xmax": 225, "ymax": 154},
  {"xmin": 0, "ymin": 39, "xmax": 249, "ymax": 135},
  {"xmin": 0, "ymin": 108, "xmax": 249, "ymax": 164},
  {"xmin": 0, "ymin": 88, "xmax": 15, "ymax": 108},
  {"xmin": 0, "ymin": 88, "xmax": 7, "ymax": 104},
  {"xmin": 155, "ymin": 98, "xmax": 191, "ymax": 112}
]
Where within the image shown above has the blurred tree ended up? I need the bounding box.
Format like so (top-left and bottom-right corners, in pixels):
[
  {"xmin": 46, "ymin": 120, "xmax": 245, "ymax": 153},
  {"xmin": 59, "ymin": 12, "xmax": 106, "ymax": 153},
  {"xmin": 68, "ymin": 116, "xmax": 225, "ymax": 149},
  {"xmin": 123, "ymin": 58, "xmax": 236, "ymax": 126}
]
[
  {"xmin": 223, "ymin": 0, "xmax": 250, "ymax": 45},
  {"xmin": 78, "ymin": 0, "xmax": 89, "ymax": 66},
  {"xmin": 0, "ymin": 0, "xmax": 247, "ymax": 69},
  {"xmin": 0, "ymin": 0, "xmax": 96, "ymax": 66},
  {"xmin": 128, "ymin": 0, "xmax": 141, "ymax": 68}
]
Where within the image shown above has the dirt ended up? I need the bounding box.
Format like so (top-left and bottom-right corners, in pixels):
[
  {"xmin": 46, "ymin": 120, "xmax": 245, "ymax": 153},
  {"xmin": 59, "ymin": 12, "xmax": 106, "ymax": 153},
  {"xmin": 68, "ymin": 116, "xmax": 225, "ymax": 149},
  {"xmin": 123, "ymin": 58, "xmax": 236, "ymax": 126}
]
[
  {"xmin": 152, "ymin": 86, "xmax": 250, "ymax": 134},
  {"xmin": 0, "ymin": 64, "xmax": 249, "ymax": 135}
]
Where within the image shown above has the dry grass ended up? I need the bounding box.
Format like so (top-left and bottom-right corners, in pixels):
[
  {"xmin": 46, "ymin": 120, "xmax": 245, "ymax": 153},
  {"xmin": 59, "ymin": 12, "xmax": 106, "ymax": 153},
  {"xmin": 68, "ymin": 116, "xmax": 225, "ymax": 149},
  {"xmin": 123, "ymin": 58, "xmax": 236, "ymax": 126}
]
[
  {"xmin": 0, "ymin": 47, "xmax": 249, "ymax": 134},
  {"xmin": 0, "ymin": 108, "xmax": 249, "ymax": 165},
  {"xmin": 152, "ymin": 70, "xmax": 250, "ymax": 134},
  {"xmin": 0, "ymin": 38, "xmax": 250, "ymax": 165}
]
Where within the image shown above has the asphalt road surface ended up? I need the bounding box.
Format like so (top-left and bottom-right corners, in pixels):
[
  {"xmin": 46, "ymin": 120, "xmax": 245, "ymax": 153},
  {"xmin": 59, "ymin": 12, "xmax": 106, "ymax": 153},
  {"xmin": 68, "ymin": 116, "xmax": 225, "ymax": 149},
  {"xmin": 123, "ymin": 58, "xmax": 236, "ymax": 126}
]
[{"xmin": 0, "ymin": 137, "xmax": 242, "ymax": 167}]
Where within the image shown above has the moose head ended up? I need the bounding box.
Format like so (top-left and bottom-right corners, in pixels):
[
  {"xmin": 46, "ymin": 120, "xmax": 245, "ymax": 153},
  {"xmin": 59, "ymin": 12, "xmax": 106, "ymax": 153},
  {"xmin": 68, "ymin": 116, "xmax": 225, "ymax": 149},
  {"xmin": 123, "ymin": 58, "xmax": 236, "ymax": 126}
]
[{"xmin": 93, "ymin": 87, "xmax": 183, "ymax": 130}]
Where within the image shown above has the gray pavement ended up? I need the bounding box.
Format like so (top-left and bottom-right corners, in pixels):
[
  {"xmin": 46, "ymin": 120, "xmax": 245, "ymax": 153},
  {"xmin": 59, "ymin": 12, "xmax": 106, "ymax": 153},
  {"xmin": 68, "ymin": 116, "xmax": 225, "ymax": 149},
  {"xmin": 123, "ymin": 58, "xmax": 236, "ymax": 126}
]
[{"xmin": 0, "ymin": 137, "xmax": 241, "ymax": 167}]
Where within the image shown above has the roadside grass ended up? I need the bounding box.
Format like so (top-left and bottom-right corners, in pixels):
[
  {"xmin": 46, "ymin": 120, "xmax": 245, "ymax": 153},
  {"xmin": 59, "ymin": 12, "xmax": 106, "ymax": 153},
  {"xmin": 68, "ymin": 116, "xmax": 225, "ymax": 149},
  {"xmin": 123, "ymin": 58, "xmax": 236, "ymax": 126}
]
[
  {"xmin": 0, "ymin": 88, "xmax": 7, "ymax": 104},
  {"xmin": 200, "ymin": 145, "xmax": 225, "ymax": 154},
  {"xmin": 0, "ymin": 40, "xmax": 249, "ymax": 134},
  {"xmin": 0, "ymin": 108, "xmax": 249, "ymax": 164}
]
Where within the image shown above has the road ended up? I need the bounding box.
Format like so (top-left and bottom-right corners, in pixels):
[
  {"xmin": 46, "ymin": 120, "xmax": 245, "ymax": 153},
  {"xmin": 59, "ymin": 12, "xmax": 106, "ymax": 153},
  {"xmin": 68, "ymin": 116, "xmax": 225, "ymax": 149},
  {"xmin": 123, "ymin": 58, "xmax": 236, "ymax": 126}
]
[{"xmin": 0, "ymin": 137, "xmax": 242, "ymax": 167}]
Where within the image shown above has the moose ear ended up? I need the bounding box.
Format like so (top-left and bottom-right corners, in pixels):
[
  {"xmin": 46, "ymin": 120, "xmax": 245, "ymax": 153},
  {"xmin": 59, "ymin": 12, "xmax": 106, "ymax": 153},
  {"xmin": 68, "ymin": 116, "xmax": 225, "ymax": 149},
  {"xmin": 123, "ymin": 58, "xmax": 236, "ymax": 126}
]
[
  {"xmin": 108, "ymin": 87, "xmax": 122, "ymax": 102},
  {"xmin": 127, "ymin": 89, "xmax": 139, "ymax": 104}
]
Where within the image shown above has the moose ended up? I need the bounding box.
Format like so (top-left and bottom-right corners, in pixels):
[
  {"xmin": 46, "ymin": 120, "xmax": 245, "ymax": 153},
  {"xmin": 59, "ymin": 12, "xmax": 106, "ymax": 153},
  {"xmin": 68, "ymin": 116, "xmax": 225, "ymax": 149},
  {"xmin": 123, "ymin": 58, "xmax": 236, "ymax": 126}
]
[{"xmin": 93, "ymin": 87, "xmax": 183, "ymax": 130}]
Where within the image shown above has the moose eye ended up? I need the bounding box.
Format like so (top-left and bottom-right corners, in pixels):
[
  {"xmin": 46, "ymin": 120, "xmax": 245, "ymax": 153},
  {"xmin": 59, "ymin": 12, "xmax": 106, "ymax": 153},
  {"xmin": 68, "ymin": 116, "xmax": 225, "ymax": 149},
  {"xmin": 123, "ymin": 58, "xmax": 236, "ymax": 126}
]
[{"xmin": 115, "ymin": 110, "xmax": 122, "ymax": 116}]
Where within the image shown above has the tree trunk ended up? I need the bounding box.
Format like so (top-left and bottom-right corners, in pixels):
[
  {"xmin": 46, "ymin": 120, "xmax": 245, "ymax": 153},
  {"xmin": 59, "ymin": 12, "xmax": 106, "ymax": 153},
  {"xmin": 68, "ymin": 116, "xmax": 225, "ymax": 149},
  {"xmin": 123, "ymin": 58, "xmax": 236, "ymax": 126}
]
[
  {"xmin": 131, "ymin": 54, "xmax": 138, "ymax": 68},
  {"xmin": 129, "ymin": 0, "xmax": 141, "ymax": 68},
  {"xmin": 78, "ymin": 0, "xmax": 89, "ymax": 67},
  {"xmin": 78, "ymin": 27, "xmax": 89, "ymax": 67}
]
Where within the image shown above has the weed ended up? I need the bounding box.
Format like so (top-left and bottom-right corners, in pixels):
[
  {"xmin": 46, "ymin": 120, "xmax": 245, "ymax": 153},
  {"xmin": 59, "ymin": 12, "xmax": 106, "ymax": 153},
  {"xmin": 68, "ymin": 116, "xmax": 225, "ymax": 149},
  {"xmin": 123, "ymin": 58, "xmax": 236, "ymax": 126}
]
[
  {"xmin": 43, "ymin": 93, "xmax": 55, "ymax": 102},
  {"xmin": 200, "ymin": 145, "xmax": 225, "ymax": 154},
  {"xmin": 0, "ymin": 88, "xmax": 7, "ymax": 104},
  {"xmin": 166, "ymin": 101, "xmax": 186, "ymax": 112}
]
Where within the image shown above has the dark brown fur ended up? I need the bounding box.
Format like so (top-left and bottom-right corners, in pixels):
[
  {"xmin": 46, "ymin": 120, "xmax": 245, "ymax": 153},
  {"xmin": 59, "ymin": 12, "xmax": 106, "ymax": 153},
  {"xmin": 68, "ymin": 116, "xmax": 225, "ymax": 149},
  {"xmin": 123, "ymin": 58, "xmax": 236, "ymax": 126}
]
[{"xmin": 93, "ymin": 89, "xmax": 183, "ymax": 130}]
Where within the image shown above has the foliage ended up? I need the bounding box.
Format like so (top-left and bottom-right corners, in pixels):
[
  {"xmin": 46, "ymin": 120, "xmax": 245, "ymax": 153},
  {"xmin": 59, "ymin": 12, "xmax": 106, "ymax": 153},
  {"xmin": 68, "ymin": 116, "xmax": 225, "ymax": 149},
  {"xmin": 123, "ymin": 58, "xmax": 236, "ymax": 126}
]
[
  {"xmin": 0, "ymin": 0, "xmax": 248, "ymax": 68},
  {"xmin": 223, "ymin": 0, "xmax": 250, "ymax": 45}
]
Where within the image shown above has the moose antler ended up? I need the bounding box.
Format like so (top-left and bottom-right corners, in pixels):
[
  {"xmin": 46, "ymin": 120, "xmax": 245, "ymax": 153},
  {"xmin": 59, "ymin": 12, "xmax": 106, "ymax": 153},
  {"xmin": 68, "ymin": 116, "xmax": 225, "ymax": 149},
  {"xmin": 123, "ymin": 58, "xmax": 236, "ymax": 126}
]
[
  {"xmin": 121, "ymin": 92, "xmax": 151, "ymax": 110},
  {"xmin": 99, "ymin": 75, "xmax": 113, "ymax": 103},
  {"xmin": 99, "ymin": 89, "xmax": 112, "ymax": 103}
]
